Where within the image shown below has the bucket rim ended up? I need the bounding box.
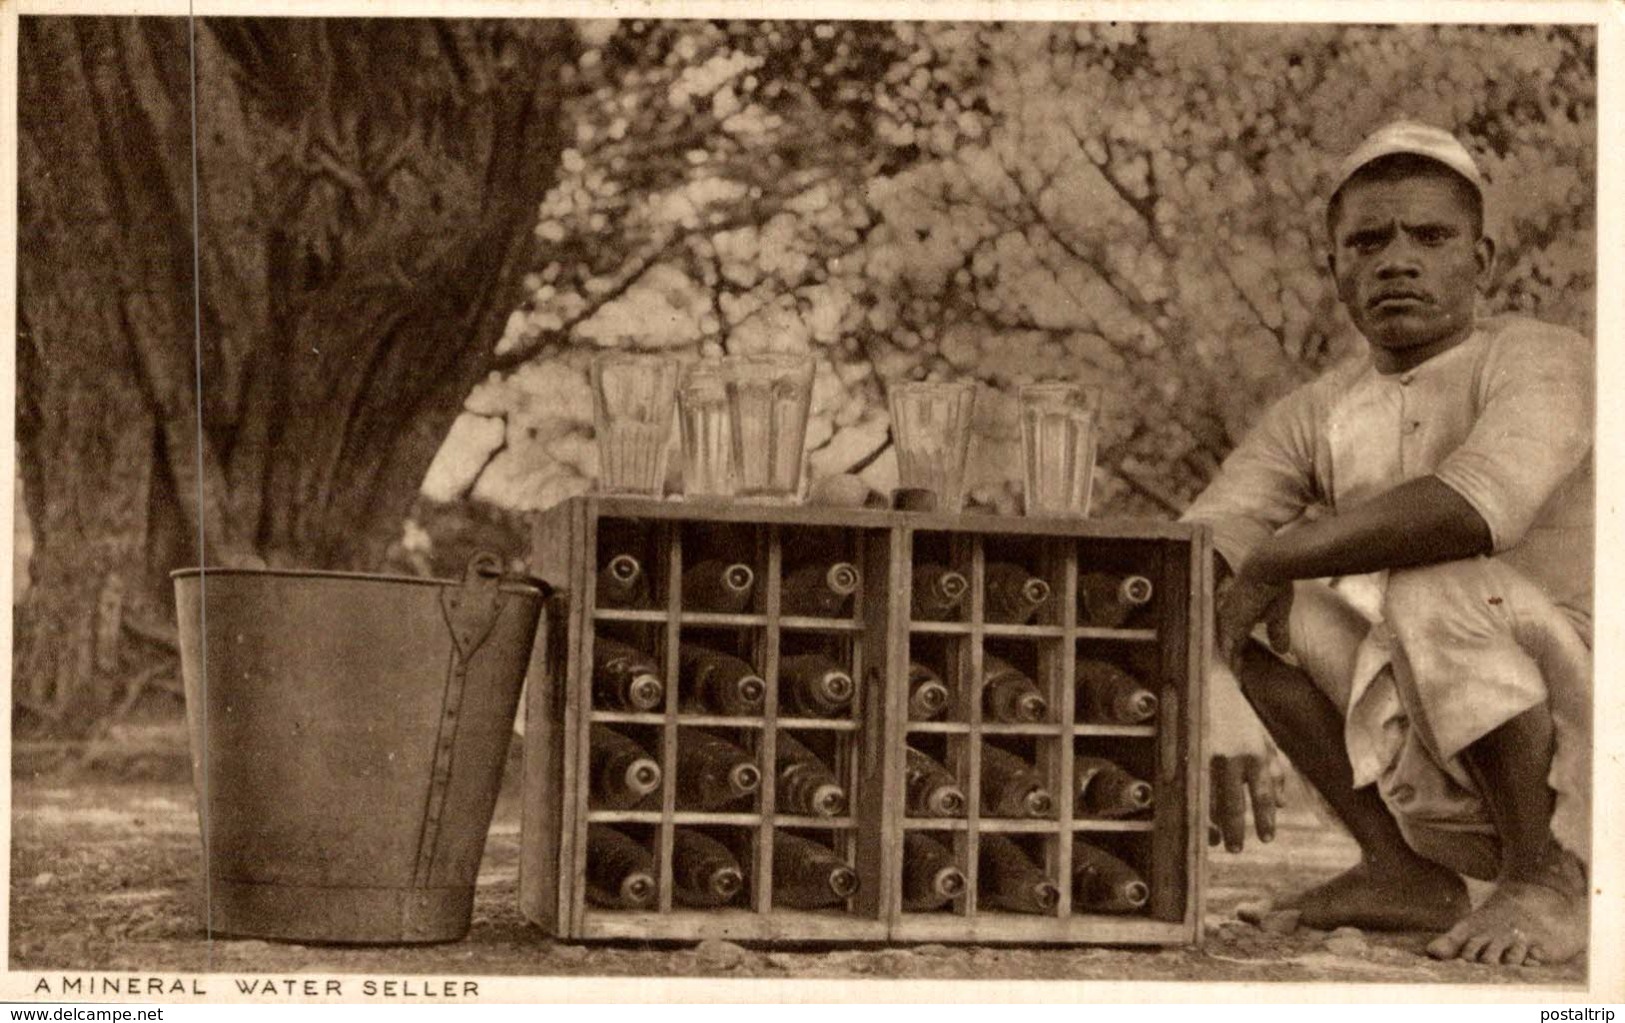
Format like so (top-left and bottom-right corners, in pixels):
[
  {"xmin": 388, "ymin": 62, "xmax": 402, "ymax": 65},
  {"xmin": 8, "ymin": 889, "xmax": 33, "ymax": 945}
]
[{"xmin": 170, "ymin": 564, "xmax": 545, "ymax": 596}]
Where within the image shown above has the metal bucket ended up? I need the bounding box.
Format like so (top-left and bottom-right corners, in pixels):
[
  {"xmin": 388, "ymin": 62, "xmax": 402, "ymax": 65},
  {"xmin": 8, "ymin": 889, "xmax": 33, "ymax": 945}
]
[{"xmin": 172, "ymin": 553, "xmax": 545, "ymax": 944}]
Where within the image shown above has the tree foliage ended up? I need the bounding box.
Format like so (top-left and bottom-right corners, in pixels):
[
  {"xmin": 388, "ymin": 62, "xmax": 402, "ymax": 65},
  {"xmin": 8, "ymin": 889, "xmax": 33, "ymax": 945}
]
[{"xmin": 426, "ymin": 21, "xmax": 1594, "ymax": 523}]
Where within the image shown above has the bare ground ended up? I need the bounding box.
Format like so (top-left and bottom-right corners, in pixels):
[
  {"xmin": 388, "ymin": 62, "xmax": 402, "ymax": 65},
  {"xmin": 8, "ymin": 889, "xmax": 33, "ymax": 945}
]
[{"xmin": 8, "ymin": 734, "xmax": 1588, "ymax": 989}]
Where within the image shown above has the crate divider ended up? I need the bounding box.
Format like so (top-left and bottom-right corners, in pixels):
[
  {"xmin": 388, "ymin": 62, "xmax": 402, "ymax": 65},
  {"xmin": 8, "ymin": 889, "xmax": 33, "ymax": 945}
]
[
  {"xmin": 1053, "ymin": 535, "xmax": 1079, "ymax": 917},
  {"xmin": 753, "ymin": 525, "xmax": 784, "ymax": 915},
  {"xmin": 655, "ymin": 524, "xmax": 684, "ymax": 914}
]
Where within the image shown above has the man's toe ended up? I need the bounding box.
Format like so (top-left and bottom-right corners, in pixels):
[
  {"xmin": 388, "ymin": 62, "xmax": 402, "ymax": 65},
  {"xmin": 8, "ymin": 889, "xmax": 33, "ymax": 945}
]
[
  {"xmin": 1504, "ymin": 937, "xmax": 1531, "ymax": 966},
  {"xmin": 1460, "ymin": 933, "xmax": 1495, "ymax": 963},
  {"xmin": 1427, "ymin": 924, "xmax": 1469, "ymax": 960},
  {"xmin": 1480, "ymin": 933, "xmax": 1515, "ymax": 966}
]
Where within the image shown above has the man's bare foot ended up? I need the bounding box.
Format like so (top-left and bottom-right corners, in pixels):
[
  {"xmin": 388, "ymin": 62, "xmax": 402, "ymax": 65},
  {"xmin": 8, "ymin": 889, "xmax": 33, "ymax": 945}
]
[
  {"xmin": 1283, "ymin": 859, "xmax": 1469, "ymax": 932},
  {"xmin": 1426, "ymin": 851, "xmax": 1588, "ymax": 966}
]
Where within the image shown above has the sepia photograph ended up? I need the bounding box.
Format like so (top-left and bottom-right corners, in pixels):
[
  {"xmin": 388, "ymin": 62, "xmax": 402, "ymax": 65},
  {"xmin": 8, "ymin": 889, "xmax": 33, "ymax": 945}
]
[{"xmin": 3, "ymin": 1, "xmax": 1618, "ymax": 1003}]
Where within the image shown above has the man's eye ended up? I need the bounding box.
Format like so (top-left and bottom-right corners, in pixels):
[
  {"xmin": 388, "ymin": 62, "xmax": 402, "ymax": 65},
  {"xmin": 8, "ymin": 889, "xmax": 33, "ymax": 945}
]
[
  {"xmin": 1346, "ymin": 234, "xmax": 1383, "ymax": 252},
  {"xmin": 1414, "ymin": 228, "xmax": 1454, "ymax": 245}
]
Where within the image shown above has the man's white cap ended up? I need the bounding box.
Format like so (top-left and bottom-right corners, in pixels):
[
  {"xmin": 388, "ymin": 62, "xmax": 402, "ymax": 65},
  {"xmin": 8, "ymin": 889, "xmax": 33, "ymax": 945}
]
[{"xmin": 1330, "ymin": 120, "xmax": 1486, "ymax": 204}]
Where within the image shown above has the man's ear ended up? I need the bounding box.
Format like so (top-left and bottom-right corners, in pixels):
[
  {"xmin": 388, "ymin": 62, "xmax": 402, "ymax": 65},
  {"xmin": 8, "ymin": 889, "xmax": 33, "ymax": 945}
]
[
  {"xmin": 1327, "ymin": 250, "xmax": 1353, "ymax": 305},
  {"xmin": 1474, "ymin": 235, "xmax": 1496, "ymax": 286}
]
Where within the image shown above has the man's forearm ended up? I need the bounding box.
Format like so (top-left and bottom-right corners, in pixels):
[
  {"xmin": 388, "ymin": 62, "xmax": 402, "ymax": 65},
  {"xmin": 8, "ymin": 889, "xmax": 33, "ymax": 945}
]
[{"xmin": 1237, "ymin": 475, "xmax": 1492, "ymax": 585}]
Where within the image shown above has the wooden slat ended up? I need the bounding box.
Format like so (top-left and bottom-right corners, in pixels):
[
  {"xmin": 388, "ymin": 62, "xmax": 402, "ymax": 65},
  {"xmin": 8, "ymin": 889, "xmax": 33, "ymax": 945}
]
[
  {"xmin": 971, "ymin": 818, "xmax": 1064, "ymax": 834},
  {"xmin": 777, "ymin": 616, "xmax": 867, "ymax": 633},
  {"xmin": 1150, "ymin": 538, "xmax": 1191, "ymax": 927},
  {"xmin": 1055, "ymin": 535, "xmax": 1078, "ymax": 918},
  {"xmin": 565, "ymin": 503, "xmax": 596, "ymax": 934},
  {"xmin": 1075, "ymin": 627, "xmax": 1159, "ymax": 642},
  {"xmin": 519, "ymin": 500, "xmax": 581, "ymax": 934},
  {"xmin": 960, "ymin": 534, "xmax": 984, "ymax": 918},
  {"xmin": 583, "ymin": 493, "xmax": 1203, "ymax": 542},
  {"xmin": 579, "ymin": 910, "xmax": 890, "ymax": 943},
  {"xmin": 975, "ymin": 722, "xmax": 1065, "ymax": 737},
  {"xmin": 904, "ymin": 722, "xmax": 972, "ymax": 735},
  {"xmin": 1187, "ymin": 528, "xmax": 1212, "ymax": 945},
  {"xmin": 656, "ymin": 523, "xmax": 682, "ymax": 915},
  {"xmin": 901, "ymin": 818, "xmax": 970, "ymax": 831},
  {"xmin": 852, "ymin": 527, "xmax": 892, "ymax": 920},
  {"xmin": 754, "ymin": 526, "xmax": 782, "ymax": 913},
  {"xmin": 593, "ymin": 608, "xmax": 669, "ymax": 624},
  {"xmin": 888, "ymin": 914, "xmax": 1188, "ymax": 946},
  {"xmin": 1073, "ymin": 724, "xmax": 1157, "ymax": 738},
  {"xmin": 1071, "ymin": 819, "xmax": 1157, "ymax": 833},
  {"xmin": 774, "ymin": 717, "xmax": 860, "ymax": 731},
  {"xmin": 770, "ymin": 815, "xmax": 857, "ymax": 829},
  {"xmin": 588, "ymin": 711, "xmax": 667, "ymax": 726}
]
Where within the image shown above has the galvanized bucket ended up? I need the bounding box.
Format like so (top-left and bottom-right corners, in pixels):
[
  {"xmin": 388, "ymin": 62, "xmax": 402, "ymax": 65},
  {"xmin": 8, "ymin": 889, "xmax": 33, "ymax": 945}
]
[{"xmin": 172, "ymin": 553, "xmax": 545, "ymax": 944}]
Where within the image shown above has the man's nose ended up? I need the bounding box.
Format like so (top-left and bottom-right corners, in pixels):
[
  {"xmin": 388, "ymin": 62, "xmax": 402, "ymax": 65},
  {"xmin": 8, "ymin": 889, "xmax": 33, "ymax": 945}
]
[{"xmin": 1375, "ymin": 237, "xmax": 1422, "ymax": 277}]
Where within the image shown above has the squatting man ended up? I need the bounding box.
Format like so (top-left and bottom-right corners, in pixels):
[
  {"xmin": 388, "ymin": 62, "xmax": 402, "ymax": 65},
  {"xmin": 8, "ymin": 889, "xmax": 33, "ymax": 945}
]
[{"xmin": 1186, "ymin": 122, "xmax": 1592, "ymax": 966}]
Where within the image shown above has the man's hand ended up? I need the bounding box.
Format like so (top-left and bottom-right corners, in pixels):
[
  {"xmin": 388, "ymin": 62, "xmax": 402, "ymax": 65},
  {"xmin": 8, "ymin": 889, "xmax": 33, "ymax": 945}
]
[
  {"xmin": 1205, "ymin": 655, "xmax": 1286, "ymax": 852},
  {"xmin": 1216, "ymin": 571, "xmax": 1293, "ymax": 672},
  {"xmin": 1209, "ymin": 750, "xmax": 1286, "ymax": 852}
]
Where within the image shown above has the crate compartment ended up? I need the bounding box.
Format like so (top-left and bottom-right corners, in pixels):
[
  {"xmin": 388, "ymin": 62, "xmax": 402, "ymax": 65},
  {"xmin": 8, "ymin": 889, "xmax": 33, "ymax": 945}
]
[
  {"xmin": 671, "ymin": 825, "xmax": 754, "ymax": 909},
  {"xmin": 678, "ymin": 522, "xmax": 766, "ymax": 615},
  {"xmin": 677, "ymin": 626, "xmax": 767, "ymax": 718},
  {"xmin": 779, "ymin": 527, "xmax": 862, "ymax": 620},
  {"xmin": 1073, "ymin": 642, "xmax": 1161, "ymax": 727},
  {"xmin": 674, "ymin": 726, "xmax": 762, "ymax": 813},
  {"xmin": 587, "ymin": 723, "xmax": 666, "ymax": 812},
  {"xmin": 1070, "ymin": 831, "xmax": 1154, "ymax": 916},
  {"xmin": 978, "ymin": 736, "xmax": 1059, "ymax": 820},
  {"xmin": 1071, "ymin": 735, "xmax": 1157, "ymax": 823},
  {"xmin": 776, "ymin": 634, "xmax": 860, "ymax": 722},
  {"xmin": 899, "ymin": 830, "xmax": 967, "ymax": 913},
  {"xmin": 584, "ymin": 822, "xmax": 660, "ymax": 911},
  {"xmin": 771, "ymin": 828, "xmax": 860, "ymax": 913},
  {"xmin": 773, "ymin": 728, "xmax": 854, "ymax": 821},
  {"xmin": 1074, "ymin": 539, "xmax": 1163, "ymax": 632},
  {"xmin": 903, "ymin": 734, "xmax": 968, "ymax": 820},
  {"xmin": 980, "ymin": 639, "xmax": 1058, "ymax": 726},
  {"xmin": 588, "ymin": 631, "xmax": 668, "ymax": 714},
  {"xmin": 905, "ymin": 634, "xmax": 964, "ymax": 724},
  {"xmin": 975, "ymin": 832, "xmax": 1061, "ymax": 917},
  {"xmin": 980, "ymin": 535, "xmax": 1061, "ymax": 627},
  {"xmin": 594, "ymin": 518, "xmax": 669, "ymax": 612},
  {"xmin": 908, "ymin": 531, "xmax": 970, "ymax": 624}
]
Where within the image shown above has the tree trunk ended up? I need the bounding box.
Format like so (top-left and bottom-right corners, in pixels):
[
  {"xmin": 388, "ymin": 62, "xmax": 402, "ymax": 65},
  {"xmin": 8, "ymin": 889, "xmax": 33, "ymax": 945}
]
[{"xmin": 15, "ymin": 16, "xmax": 575, "ymax": 736}]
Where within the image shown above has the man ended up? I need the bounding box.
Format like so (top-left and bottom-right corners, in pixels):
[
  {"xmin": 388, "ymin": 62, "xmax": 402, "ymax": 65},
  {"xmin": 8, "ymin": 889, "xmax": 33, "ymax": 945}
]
[{"xmin": 1186, "ymin": 121, "xmax": 1592, "ymax": 967}]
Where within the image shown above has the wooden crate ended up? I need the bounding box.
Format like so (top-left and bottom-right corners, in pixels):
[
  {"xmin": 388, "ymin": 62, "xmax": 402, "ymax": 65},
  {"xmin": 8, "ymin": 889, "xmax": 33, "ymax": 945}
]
[{"xmin": 521, "ymin": 495, "xmax": 1210, "ymax": 945}]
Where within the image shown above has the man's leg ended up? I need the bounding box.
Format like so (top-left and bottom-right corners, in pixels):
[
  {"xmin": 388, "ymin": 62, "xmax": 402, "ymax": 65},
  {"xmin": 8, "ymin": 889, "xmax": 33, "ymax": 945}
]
[
  {"xmin": 1382, "ymin": 558, "xmax": 1591, "ymax": 966},
  {"xmin": 1235, "ymin": 641, "xmax": 1469, "ymax": 930},
  {"xmin": 1423, "ymin": 703, "xmax": 1588, "ymax": 964}
]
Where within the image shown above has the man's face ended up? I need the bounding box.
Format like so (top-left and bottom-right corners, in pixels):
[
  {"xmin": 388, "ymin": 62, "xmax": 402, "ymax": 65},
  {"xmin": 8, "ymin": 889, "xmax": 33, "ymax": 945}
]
[{"xmin": 1328, "ymin": 171, "xmax": 1493, "ymax": 369}]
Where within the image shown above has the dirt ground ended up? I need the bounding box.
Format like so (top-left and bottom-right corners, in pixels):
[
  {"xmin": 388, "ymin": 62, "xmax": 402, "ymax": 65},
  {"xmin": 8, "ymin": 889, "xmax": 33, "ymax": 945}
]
[{"xmin": 7, "ymin": 730, "xmax": 1588, "ymax": 989}]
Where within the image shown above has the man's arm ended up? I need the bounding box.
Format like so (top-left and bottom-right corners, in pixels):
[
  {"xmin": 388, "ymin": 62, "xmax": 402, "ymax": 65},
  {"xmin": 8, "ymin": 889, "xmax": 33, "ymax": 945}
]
[{"xmin": 1235, "ymin": 475, "xmax": 1492, "ymax": 586}]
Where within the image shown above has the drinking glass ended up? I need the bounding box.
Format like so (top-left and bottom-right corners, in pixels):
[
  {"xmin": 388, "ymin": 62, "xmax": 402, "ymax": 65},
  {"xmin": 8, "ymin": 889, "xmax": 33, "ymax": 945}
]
[
  {"xmin": 887, "ymin": 381, "xmax": 977, "ymax": 513},
  {"xmin": 1019, "ymin": 382, "xmax": 1102, "ymax": 517},
  {"xmin": 678, "ymin": 359, "xmax": 734, "ymax": 500},
  {"xmin": 726, "ymin": 353, "xmax": 815, "ymax": 503},
  {"xmin": 590, "ymin": 352, "xmax": 679, "ymax": 497}
]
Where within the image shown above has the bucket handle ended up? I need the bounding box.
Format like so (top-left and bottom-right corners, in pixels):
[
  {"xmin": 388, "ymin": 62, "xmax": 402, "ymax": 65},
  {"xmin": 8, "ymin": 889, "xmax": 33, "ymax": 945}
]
[{"xmin": 440, "ymin": 551, "xmax": 509, "ymax": 660}]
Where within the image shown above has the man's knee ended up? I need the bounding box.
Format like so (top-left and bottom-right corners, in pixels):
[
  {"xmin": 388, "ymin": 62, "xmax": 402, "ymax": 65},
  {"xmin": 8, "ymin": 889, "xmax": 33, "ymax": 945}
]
[{"xmin": 1383, "ymin": 558, "xmax": 1501, "ymax": 634}]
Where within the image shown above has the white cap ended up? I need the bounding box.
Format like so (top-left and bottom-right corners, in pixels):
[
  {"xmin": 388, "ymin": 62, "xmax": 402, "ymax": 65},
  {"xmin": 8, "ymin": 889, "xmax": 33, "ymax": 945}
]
[{"xmin": 1330, "ymin": 120, "xmax": 1486, "ymax": 205}]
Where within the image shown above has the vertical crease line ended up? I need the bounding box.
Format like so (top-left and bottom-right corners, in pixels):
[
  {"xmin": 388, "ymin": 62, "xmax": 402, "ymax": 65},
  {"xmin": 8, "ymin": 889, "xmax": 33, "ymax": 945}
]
[{"xmin": 186, "ymin": 6, "xmax": 213, "ymax": 964}]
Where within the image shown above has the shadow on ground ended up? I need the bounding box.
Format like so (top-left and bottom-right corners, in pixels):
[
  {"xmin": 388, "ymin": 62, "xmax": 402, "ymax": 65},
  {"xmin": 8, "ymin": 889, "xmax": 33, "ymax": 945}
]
[{"xmin": 9, "ymin": 728, "xmax": 1587, "ymax": 988}]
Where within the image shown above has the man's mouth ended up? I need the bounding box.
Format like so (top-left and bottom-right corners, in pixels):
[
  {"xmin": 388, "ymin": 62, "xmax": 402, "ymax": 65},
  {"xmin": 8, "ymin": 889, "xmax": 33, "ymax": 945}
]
[{"xmin": 1370, "ymin": 291, "xmax": 1430, "ymax": 311}]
